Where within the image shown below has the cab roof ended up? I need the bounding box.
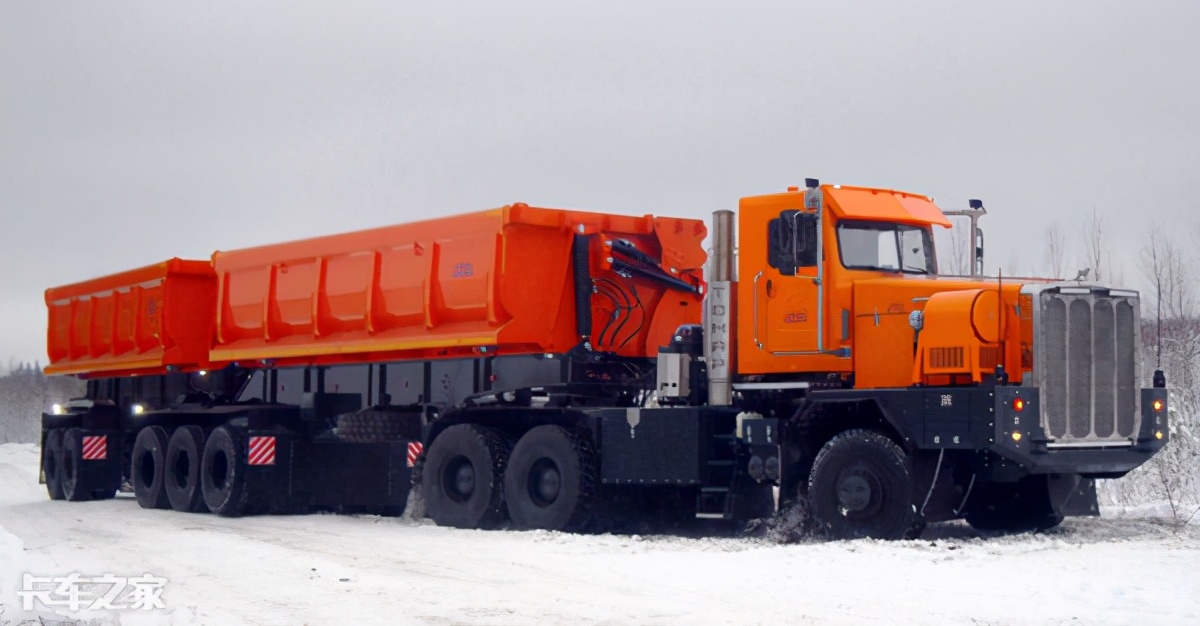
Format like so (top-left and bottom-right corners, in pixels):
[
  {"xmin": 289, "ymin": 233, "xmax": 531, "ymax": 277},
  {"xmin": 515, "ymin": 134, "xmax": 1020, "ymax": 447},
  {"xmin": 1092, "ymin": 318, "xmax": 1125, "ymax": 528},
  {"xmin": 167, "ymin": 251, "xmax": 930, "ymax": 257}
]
[{"xmin": 824, "ymin": 185, "xmax": 952, "ymax": 228}]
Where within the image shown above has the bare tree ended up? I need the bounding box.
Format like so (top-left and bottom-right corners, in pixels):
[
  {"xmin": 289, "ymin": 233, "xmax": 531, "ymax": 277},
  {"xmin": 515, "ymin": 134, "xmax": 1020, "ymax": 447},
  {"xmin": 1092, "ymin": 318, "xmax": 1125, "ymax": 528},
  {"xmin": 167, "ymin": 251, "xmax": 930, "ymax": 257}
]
[
  {"xmin": 1006, "ymin": 254, "xmax": 1020, "ymax": 278},
  {"xmin": 1080, "ymin": 205, "xmax": 1106, "ymax": 282},
  {"xmin": 1100, "ymin": 226, "xmax": 1200, "ymax": 514},
  {"xmin": 1044, "ymin": 221, "xmax": 1066, "ymax": 278}
]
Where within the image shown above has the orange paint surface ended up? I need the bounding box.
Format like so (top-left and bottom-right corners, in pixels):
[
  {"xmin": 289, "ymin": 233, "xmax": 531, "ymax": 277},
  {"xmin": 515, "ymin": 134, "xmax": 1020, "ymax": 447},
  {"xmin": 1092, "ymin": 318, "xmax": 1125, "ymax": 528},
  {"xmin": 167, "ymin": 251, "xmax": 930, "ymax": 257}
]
[
  {"xmin": 44, "ymin": 205, "xmax": 707, "ymax": 377},
  {"xmin": 44, "ymin": 259, "xmax": 216, "ymax": 377},
  {"xmin": 210, "ymin": 204, "xmax": 707, "ymax": 366}
]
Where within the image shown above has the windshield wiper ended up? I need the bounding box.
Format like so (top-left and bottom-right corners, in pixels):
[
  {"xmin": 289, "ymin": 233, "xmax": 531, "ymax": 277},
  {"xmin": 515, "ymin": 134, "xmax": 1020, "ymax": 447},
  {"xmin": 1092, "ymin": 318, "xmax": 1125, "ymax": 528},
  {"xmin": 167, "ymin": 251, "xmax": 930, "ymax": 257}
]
[{"xmin": 901, "ymin": 265, "xmax": 930, "ymax": 274}]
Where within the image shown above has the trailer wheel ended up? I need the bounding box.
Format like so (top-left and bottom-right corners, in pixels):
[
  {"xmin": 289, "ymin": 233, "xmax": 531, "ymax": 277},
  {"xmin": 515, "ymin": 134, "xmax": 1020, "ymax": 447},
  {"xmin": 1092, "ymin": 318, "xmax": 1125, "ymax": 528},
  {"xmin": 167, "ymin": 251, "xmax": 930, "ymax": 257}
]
[
  {"xmin": 44, "ymin": 429, "xmax": 65, "ymax": 501},
  {"xmin": 504, "ymin": 425, "xmax": 594, "ymax": 532},
  {"xmin": 422, "ymin": 424, "xmax": 509, "ymax": 529},
  {"xmin": 131, "ymin": 426, "xmax": 171, "ymax": 509},
  {"xmin": 807, "ymin": 429, "xmax": 918, "ymax": 540},
  {"xmin": 59, "ymin": 428, "xmax": 93, "ymax": 502},
  {"xmin": 202, "ymin": 426, "xmax": 249, "ymax": 517},
  {"xmin": 964, "ymin": 476, "xmax": 1064, "ymax": 534},
  {"xmin": 166, "ymin": 426, "xmax": 209, "ymax": 513}
]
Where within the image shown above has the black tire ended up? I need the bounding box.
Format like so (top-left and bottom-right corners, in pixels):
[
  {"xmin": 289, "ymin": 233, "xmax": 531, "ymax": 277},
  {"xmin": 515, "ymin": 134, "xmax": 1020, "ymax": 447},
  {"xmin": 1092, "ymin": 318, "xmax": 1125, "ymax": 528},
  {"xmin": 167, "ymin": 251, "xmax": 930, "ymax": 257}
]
[
  {"xmin": 808, "ymin": 429, "xmax": 919, "ymax": 540},
  {"xmin": 59, "ymin": 428, "xmax": 92, "ymax": 502},
  {"xmin": 131, "ymin": 426, "xmax": 171, "ymax": 509},
  {"xmin": 165, "ymin": 426, "xmax": 209, "ymax": 513},
  {"xmin": 964, "ymin": 476, "xmax": 1065, "ymax": 533},
  {"xmin": 44, "ymin": 429, "xmax": 65, "ymax": 501},
  {"xmin": 504, "ymin": 425, "xmax": 595, "ymax": 531},
  {"xmin": 422, "ymin": 424, "xmax": 509, "ymax": 529},
  {"xmin": 338, "ymin": 410, "xmax": 423, "ymax": 443},
  {"xmin": 201, "ymin": 426, "xmax": 249, "ymax": 517}
]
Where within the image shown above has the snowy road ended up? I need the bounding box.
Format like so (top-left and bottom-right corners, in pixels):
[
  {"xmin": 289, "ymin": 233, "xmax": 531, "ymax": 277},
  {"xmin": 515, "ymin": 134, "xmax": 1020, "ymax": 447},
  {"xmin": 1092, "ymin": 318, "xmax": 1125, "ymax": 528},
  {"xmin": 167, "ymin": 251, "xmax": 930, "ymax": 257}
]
[{"xmin": 1, "ymin": 443, "xmax": 1197, "ymax": 626}]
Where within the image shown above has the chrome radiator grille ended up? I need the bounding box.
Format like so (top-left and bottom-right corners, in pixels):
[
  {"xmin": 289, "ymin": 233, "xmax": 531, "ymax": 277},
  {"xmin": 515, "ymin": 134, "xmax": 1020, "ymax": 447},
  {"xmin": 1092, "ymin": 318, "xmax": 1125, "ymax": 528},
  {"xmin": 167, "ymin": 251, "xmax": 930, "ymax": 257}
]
[{"xmin": 1031, "ymin": 287, "xmax": 1140, "ymax": 446}]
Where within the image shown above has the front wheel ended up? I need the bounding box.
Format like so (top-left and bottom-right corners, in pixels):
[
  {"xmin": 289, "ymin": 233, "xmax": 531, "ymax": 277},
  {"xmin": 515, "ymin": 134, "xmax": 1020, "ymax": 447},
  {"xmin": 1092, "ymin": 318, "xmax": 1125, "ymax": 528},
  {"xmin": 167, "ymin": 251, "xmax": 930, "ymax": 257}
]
[{"xmin": 807, "ymin": 429, "xmax": 920, "ymax": 540}]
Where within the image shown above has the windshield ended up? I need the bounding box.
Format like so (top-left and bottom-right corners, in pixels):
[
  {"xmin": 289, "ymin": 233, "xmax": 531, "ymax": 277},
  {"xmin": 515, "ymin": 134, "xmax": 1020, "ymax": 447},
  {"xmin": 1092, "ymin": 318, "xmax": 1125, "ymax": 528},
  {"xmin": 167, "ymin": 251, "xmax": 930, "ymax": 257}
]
[{"xmin": 837, "ymin": 222, "xmax": 936, "ymax": 274}]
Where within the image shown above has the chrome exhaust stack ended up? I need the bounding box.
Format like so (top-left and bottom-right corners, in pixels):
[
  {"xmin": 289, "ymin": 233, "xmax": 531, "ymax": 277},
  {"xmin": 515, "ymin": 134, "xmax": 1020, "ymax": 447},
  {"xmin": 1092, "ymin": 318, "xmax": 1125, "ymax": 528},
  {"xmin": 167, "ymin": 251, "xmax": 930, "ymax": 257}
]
[{"xmin": 706, "ymin": 209, "xmax": 735, "ymax": 406}]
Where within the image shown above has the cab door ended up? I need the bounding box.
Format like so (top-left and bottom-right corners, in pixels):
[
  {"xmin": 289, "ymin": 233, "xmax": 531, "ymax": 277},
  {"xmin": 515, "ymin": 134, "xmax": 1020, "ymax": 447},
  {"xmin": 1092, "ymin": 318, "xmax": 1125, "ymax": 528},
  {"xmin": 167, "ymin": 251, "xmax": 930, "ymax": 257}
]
[{"xmin": 762, "ymin": 209, "xmax": 821, "ymax": 355}]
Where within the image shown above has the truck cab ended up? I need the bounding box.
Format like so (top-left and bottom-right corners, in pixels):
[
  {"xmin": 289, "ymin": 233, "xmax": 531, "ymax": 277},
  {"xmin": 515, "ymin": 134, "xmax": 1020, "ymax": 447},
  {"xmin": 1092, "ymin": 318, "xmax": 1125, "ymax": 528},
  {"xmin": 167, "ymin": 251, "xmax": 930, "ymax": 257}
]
[
  {"xmin": 737, "ymin": 181, "xmax": 950, "ymax": 381},
  {"xmin": 719, "ymin": 180, "xmax": 1168, "ymax": 537}
]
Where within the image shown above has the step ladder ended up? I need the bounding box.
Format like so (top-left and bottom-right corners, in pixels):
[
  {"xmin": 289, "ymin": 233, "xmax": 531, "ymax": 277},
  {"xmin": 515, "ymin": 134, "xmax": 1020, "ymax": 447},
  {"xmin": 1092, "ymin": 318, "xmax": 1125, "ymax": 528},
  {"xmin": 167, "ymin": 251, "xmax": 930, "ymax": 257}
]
[{"xmin": 695, "ymin": 433, "xmax": 737, "ymax": 519}]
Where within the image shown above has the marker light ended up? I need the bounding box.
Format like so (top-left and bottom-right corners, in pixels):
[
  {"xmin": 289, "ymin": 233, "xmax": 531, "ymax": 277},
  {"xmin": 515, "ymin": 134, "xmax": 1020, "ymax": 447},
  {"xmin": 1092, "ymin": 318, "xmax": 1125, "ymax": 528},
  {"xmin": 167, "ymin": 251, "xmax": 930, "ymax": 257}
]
[
  {"xmin": 50, "ymin": 404, "xmax": 65, "ymax": 415},
  {"xmin": 1012, "ymin": 432, "xmax": 1022, "ymax": 442},
  {"xmin": 131, "ymin": 403, "xmax": 145, "ymax": 415},
  {"xmin": 1156, "ymin": 431, "xmax": 1164, "ymax": 440},
  {"xmin": 1012, "ymin": 398, "xmax": 1026, "ymax": 413},
  {"xmin": 1153, "ymin": 399, "xmax": 1164, "ymax": 412}
]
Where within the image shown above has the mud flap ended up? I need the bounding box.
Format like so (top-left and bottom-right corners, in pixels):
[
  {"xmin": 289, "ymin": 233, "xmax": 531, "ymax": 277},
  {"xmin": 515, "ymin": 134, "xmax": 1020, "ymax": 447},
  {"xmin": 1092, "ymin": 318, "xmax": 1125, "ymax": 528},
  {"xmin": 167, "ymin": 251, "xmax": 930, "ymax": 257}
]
[{"xmin": 1049, "ymin": 474, "xmax": 1099, "ymax": 518}]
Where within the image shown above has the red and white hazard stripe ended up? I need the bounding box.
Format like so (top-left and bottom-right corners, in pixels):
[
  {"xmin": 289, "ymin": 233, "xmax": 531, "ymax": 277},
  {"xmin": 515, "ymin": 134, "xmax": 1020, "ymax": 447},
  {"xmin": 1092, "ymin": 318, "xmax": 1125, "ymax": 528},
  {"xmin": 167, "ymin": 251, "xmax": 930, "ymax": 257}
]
[
  {"xmin": 406, "ymin": 441, "xmax": 423, "ymax": 467},
  {"xmin": 247, "ymin": 436, "xmax": 276, "ymax": 466},
  {"xmin": 81, "ymin": 435, "xmax": 107, "ymax": 461}
]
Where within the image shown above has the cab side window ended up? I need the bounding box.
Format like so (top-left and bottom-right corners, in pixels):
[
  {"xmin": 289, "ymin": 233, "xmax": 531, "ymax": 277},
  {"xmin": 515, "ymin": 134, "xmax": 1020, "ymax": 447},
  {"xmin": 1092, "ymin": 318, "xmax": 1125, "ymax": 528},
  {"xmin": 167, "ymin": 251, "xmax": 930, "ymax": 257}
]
[{"xmin": 768, "ymin": 210, "xmax": 817, "ymax": 274}]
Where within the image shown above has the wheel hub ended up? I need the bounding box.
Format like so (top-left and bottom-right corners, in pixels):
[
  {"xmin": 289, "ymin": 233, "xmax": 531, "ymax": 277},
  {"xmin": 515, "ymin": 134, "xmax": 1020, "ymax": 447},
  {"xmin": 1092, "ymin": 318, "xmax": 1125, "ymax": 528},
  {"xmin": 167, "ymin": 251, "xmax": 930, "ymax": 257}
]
[
  {"xmin": 528, "ymin": 458, "xmax": 561, "ymax": 506},
  {"xmin": 173, "ymin": 451, "xmax": 191, "ymax": 488},
  {"xmin": 836, "ymin": 469, "xmax": 877, "ymax": 514},
  {"xmin": 445, "ymin": 458, "xmax": 476, "ymax": 501}
]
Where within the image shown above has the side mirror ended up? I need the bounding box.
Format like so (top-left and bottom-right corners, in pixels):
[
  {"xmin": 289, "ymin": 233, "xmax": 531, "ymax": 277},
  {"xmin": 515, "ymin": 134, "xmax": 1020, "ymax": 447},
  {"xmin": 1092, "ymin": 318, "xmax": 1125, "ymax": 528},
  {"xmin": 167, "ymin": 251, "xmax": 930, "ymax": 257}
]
[
  {"xmin": 792, "ymin": 211, "xmax": 818, "ymax": 268},
  {"xmin": 974, "ymin": 227, "xmax": 985, "ymax": 276}
]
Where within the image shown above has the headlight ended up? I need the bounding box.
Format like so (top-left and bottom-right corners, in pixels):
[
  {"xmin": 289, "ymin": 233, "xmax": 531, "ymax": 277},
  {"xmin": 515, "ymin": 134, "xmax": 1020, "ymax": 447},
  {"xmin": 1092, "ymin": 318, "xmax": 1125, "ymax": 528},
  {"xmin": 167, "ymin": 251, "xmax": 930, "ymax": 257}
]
[
  {"xmin": 908, "ymin": 310, "xmax": 924, "ymax": 331},
  {"xmin": 50, "ymin": 403, "xmax": 65, "ymax": 415},
  {"xmin": 131, "ymin": 403, "xmax": 145, "ymax": 415}
]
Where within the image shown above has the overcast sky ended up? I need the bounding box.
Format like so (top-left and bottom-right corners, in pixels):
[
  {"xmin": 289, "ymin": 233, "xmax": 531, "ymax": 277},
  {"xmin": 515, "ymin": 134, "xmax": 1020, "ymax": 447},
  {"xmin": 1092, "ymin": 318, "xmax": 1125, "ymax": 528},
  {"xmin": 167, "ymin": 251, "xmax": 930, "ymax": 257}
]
[{"xmin": 2, "ymin": 0, "xmax": 1198, "ymax": 368}]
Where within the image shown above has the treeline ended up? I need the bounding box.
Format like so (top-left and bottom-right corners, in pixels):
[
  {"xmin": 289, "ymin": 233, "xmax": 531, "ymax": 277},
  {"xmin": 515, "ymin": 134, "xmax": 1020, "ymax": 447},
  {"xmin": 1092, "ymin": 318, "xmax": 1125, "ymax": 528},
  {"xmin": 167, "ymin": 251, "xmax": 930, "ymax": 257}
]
[{"xmin": 0, "ymin": 366, "xmax": 85, "ymax": 444}]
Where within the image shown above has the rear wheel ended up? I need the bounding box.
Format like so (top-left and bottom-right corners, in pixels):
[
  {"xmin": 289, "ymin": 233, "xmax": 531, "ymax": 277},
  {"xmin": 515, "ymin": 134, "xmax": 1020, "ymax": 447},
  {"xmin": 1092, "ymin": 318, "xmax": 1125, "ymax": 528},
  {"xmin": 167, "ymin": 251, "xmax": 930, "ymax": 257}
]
[
  {"xmin": 131, "ymin": 426, "xmax": 171, "ymax": 509},
  {"xmin": 202, "ymin": 426, "xmax": 249, "ymax": 517},
  {"xmin": 422, "ymin": 424, "xmax": 509, "ymax": 529},
  {"xmin": 964, "ymin": 476, "xmax": 1064, "ymax": 533},
  {"xmin": 59, "ymin": 428, "xmax": 92, "ymax": 502},
  {"xmin": 166, "ymin": 426, "xmax": 208, "ymax": 513},
  {"xmin": 808, "ymin": 429, "xmax": 919, "ymax": 540},
  {"xmin": 44, "ymin": 429, "xmax": 65, "ymax": 501},
  {"xmin": 504, "ymin": 425, "xmax": 595, "ymax": 532}
]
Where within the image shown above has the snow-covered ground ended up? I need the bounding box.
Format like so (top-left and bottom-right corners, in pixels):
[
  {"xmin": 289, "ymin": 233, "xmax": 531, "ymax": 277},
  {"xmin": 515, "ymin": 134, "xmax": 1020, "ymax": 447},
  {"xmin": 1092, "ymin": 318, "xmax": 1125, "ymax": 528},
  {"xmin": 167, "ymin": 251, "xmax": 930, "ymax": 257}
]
[{"xmin": 0, "ymin": 443, "xmax": 1197, "ymax": 626}]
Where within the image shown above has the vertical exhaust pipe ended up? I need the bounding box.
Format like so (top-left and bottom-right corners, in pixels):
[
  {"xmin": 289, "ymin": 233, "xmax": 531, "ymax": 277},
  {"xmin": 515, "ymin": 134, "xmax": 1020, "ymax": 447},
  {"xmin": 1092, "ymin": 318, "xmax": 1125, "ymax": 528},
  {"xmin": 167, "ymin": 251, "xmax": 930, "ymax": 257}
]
[{"xmin": 706, "ymin": 210, "xmax": 735, "ymax": 406}]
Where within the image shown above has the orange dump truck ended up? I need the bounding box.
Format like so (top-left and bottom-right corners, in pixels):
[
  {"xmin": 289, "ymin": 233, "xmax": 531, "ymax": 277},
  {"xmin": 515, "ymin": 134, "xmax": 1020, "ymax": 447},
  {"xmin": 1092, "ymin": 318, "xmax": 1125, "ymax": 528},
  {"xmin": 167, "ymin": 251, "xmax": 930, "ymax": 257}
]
[{"xmin": 38, "ymin": 183, "xmax": 1168, "ymax": 538}]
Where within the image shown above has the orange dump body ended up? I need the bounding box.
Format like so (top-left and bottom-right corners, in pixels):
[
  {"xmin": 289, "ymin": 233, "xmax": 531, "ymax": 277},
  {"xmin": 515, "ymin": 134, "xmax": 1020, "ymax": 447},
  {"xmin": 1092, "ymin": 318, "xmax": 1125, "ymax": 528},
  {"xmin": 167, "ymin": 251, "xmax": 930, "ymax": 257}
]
[
  {"xmin": 44, "ymin": 259, "xmax": 217, "ymax": 377},
  {"xmin": 208, "ymin": 203, "xmax": 707, "ymax": 368}
]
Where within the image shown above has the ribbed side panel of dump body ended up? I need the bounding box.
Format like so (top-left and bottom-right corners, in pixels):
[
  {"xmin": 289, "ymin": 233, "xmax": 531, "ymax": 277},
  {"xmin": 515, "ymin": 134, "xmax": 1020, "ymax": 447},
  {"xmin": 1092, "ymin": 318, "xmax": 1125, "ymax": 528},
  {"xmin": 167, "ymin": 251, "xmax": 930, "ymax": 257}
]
[
  {"xmin": 43, "ymin": 259, "xmax": 217, "ymax": 377},
  {"xmin": 208, "ymin": 204, "xmax": 707, "ymax": 368}
]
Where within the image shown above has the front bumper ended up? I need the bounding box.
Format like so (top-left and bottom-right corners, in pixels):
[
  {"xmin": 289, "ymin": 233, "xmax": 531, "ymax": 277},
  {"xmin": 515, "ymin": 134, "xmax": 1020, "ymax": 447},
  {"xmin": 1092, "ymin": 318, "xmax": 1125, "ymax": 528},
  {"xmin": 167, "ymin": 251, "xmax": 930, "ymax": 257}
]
[{"xmin": 985, "ymin": 386, "xmax": 1168, "ymax": 479}]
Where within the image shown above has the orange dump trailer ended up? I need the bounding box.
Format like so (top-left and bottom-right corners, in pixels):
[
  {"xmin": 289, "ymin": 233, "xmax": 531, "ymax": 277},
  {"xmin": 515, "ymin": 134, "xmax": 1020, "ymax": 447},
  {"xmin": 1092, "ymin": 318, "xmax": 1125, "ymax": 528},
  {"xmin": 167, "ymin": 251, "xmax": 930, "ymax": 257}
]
[
  {"xmin": 36, "ymin": 181, "xmax": 1165, "ymax": 540},
  {"xmin": 44, "ymin": 204, "xmax": 708, "ymax": 376},
  {"xmin": 44, "ymin": 258, "xmax": 216, "ymax": 377},
  {"xmin": 208, "ymin": 203, "xmax": 706, "ymax": 368}
]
